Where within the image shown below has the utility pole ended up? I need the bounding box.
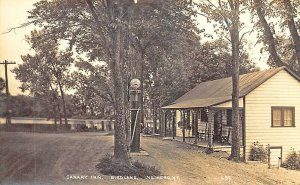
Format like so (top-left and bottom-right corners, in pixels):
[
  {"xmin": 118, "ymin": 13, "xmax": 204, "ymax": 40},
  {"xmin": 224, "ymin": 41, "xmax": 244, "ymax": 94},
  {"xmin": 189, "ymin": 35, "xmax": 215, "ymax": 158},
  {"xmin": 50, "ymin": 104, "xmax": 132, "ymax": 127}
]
[{"xmin": 0, "ymin": 60, "xmax": 16, "ymax": 128}]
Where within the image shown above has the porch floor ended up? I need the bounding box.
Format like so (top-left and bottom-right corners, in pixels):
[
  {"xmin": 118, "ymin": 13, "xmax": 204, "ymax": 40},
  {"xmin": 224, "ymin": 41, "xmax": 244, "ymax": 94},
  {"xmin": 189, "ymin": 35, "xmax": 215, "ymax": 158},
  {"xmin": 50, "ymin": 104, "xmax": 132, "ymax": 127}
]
[{"xmin": 163, "ymin": 136, "xmax": 243, "ymax": 153}]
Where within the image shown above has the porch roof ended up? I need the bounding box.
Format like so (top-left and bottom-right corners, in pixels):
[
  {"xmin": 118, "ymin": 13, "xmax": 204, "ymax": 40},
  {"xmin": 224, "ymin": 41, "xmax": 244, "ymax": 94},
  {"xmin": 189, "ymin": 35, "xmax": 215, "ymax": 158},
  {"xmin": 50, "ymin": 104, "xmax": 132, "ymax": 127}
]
[{"xmin": 162, "ymin": 67, "xmax": 299, "ymax": 109}]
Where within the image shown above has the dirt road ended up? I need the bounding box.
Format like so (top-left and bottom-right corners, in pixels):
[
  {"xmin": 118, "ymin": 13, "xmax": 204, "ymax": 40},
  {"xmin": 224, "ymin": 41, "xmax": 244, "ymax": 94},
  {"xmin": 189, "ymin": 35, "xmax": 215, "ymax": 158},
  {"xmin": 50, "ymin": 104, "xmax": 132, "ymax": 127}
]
[
  {"xmin": 143, "ymin": 138, "xmax": 300, "ymax": 185},
  {"xmin": 0, "ymin": 132, "xmax": 115, "ymax": 185},
  {"xmin": 0, "ymin": 132, "xmax": 299, "ymax": 185}
]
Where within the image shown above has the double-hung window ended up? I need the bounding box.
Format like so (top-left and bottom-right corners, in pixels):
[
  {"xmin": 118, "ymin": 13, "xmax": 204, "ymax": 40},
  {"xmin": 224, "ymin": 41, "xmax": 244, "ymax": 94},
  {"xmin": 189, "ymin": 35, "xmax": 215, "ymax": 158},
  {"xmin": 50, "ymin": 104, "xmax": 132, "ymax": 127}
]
[{"xmin": 271, "ymin": 107, "xmax": 295, "ymax": 127}]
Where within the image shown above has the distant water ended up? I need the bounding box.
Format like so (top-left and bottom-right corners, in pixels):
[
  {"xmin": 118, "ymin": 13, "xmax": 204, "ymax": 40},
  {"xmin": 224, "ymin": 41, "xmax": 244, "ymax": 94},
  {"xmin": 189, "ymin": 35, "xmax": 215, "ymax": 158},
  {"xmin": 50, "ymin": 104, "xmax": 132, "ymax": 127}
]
[
  {"xmin": 0, "ymin": 117, "xmax": 114, "ymax": 130},
  {"xmin": 0, "ymin": 117, "xmax": 5, "ymax": 124},
  {"xmin": 0, "ymin": 117, "xmax": 54, "ymax": 125},
  {"xmin": 0, "ymin": 117, "xmax": 112, "ymax": 125}
]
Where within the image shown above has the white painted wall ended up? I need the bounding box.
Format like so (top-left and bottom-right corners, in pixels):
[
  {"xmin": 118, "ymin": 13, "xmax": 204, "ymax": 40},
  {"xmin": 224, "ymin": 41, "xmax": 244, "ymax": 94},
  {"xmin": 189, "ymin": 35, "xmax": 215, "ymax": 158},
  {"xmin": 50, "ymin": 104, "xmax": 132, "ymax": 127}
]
[{"xmin": 245, "ymin": 70, "xmax": 300, "ymax": 161}]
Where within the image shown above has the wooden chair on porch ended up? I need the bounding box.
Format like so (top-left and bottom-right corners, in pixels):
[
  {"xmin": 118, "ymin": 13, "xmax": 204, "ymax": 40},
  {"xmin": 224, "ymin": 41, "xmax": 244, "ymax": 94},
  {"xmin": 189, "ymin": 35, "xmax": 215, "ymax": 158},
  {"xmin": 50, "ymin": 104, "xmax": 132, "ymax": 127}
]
[
  {"xmin": 198, "ymin": 130, "xmax": 206, "ymax": 141},
  {"xmin": 221, "ymin": 127, "xmax": 231, "ymax": 145},
  {"xmin": 197, "ymin": 122, "xmax": 208, "ymax": 141}
]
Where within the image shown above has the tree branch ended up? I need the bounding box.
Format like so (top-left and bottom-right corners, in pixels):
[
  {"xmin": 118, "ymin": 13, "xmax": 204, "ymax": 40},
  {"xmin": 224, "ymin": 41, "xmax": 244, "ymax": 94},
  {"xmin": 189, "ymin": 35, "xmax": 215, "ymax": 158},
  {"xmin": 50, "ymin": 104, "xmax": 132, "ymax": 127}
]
[
  {"xmin": 85, "ymin": 0, "xmax": 110, "ymax": 54},
  {"xmin": 0, "ymin": 21, "xmax": 34, "ymax": 35},
  {"xmin": 253, "ymin": 0, "xmax": 286, "ymax": 67},
  {"xmin": 219, "ymin": 0, "xmax": 231, "ymax": 29},
  {"xmin": 239, "ymin": 29, "xmax": 253, "ymax": 43},
  {"xmin": 282, "ymin": 0, "xmax": 300, "ymax": 71}
]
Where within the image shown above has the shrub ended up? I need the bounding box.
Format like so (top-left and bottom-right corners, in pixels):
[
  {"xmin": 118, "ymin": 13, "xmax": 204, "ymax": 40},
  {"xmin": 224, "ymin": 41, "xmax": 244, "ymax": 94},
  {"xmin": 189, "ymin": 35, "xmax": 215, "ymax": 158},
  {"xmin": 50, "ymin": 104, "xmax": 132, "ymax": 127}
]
[
  {"xmin": 249, "ymin": 141, "xmax": 268, "ymax": 162},
  {"xmin": 282, "ymin": 150, "xmax": 300, "ymax": 170},
  {"xmin": 96, "ymin": 154, "xmax": 160, "ymax": 178}
]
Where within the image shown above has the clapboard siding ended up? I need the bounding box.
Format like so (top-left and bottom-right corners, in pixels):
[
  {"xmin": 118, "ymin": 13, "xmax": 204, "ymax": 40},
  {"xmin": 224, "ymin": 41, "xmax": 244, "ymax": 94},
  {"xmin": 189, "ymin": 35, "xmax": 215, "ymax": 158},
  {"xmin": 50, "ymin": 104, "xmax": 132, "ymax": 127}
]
[{"xmin": 245, "ymin": 70, "xmax": 300, "ymax": 161}]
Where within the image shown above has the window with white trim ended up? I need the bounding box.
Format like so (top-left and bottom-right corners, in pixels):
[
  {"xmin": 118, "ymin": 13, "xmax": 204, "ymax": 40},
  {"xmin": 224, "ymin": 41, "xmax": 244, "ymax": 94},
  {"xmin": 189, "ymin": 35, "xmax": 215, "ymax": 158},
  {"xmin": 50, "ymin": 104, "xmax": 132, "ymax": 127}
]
[{"xmin": 271, "ymin": 107, "xmax": 295, "ymax": 127}]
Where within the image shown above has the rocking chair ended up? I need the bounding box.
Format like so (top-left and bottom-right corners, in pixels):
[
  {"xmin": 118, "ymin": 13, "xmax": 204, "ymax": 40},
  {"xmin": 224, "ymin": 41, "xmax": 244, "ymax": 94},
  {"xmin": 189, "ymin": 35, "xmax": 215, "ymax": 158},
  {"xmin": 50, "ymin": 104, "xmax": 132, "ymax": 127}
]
[{"xmin": 221, "ymin": 128, "xmax": 231, "ymax": 145}]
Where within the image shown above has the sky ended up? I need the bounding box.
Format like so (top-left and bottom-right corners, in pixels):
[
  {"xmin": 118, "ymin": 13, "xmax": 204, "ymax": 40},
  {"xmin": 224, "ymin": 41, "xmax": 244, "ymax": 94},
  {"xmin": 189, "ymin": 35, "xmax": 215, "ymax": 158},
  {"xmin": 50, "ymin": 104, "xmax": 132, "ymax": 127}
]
[
  {"xmin": 0, "ymin": 0, "xmax": 37, "ymax": 95},
  {"xmin": 0, "ymin": 0, "xmax": 269, "ymax": 96}
]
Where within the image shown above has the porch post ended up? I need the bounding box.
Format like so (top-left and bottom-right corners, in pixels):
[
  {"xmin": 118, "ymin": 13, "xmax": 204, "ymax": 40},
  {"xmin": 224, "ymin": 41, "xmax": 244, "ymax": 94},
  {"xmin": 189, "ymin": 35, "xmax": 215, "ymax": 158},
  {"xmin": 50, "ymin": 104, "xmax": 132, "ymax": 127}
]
[
  {"xmin": 164, "ymin": 110, "xmax": 167, "ymax": 137},
  {"xmin": 199, "ymin": 109, "xmax": 202, "ymax": 139},
  {"xmin": 168, "ymin": 111, "xmax": 171, "ymax": 135},
  {"xmin": 157, "ymin": 108, "xmax": 161, "ymax": 135},
  {"xmin": 172, "ymin": 110, "xmax": 176, "ymax": 139},
  {"xmin": 207, "ymin": 108, "xmax": 214, "ymax": 153},
  {"xmin": 181, "ymin": 110, "xmax": 186, "ymax": 142},
  {"xmin": 242, "ymin": 96, "xmax": 246, "ymax": 161},
  {"xmin": 191, "ymin": 110, "xmax": 194, "ymax": 136},
  {"xmin": 193, "ymin": 109, "xmax": 199, "ymax": 144}
]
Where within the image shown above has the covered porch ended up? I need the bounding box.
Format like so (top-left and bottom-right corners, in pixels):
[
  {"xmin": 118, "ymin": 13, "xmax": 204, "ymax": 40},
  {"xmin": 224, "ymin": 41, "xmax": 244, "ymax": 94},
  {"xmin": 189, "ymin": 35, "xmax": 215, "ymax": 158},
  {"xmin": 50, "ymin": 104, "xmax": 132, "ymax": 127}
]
[
  {"xmin": 170, "ymin": 136, "xmax": 244, "ymax": 155},
  {"xmin": 161, "ymin": 104, "xmax": 246, "ymax": 158}
]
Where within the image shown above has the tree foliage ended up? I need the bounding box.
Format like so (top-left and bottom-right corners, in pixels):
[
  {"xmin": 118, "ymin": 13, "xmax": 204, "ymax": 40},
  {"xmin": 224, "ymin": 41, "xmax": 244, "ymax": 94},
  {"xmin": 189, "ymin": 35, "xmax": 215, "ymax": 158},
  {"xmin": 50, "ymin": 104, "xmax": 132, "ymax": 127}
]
[
  {"xmin": 188, "ymin": 39, "xmax": 258, "ymax": 86},
  {"xmin": 13, "ymin": 29, "xmax": 73, "ymax": 125},
  {"xmin": 13, "ymin": 0, "xmax": 261, "ymax": 162},
  {"xmin": 22, "ymin": 0, "xmax": 203, "ymax": 161},
  {"xmin": 250, "ymin": 0, "xmax": 300, "ymax": 74},
  {"xmin": 8, "ymin": 94, "xmax": 73, "ymax": 120},
  {"xmin": 71, "ymin": 60, "xmax": 113, "ymax": 118}
]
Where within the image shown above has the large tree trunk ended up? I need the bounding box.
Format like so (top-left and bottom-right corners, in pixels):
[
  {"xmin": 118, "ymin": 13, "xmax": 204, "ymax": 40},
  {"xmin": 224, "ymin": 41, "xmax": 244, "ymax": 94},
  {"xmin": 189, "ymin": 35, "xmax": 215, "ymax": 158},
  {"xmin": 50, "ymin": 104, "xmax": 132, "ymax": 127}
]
[
  {"xmin": 85, "ymin": 0, "xmax": 130, "ymax": 163},
  {"xmin": 111, "ymin": 4, "xmax": 130, "ymax": 162},
  {"xmin": 282, "ymin": 0, "xmax": 300, "ymax": 72},
  {"xmin": 229, "ymin": 0, "xmax": 240, "ymax": 161},
  {"xmin": 140, "ymin": 52, "xmax": 145, "ymax": 129},
  {"xmin": 254, "ymin": 0, "xmax": 300, "ymax": 75},
  {"xmin": 49, "ymin": 63, "xmax": 68, "ymax": 125},
  {"xmin": 253, "ymin": 0, "xmax": 286, "ymax": 67},
  {"xmin": 53, "ymin": 93, "xmax": 62, "ymax": 125}
]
